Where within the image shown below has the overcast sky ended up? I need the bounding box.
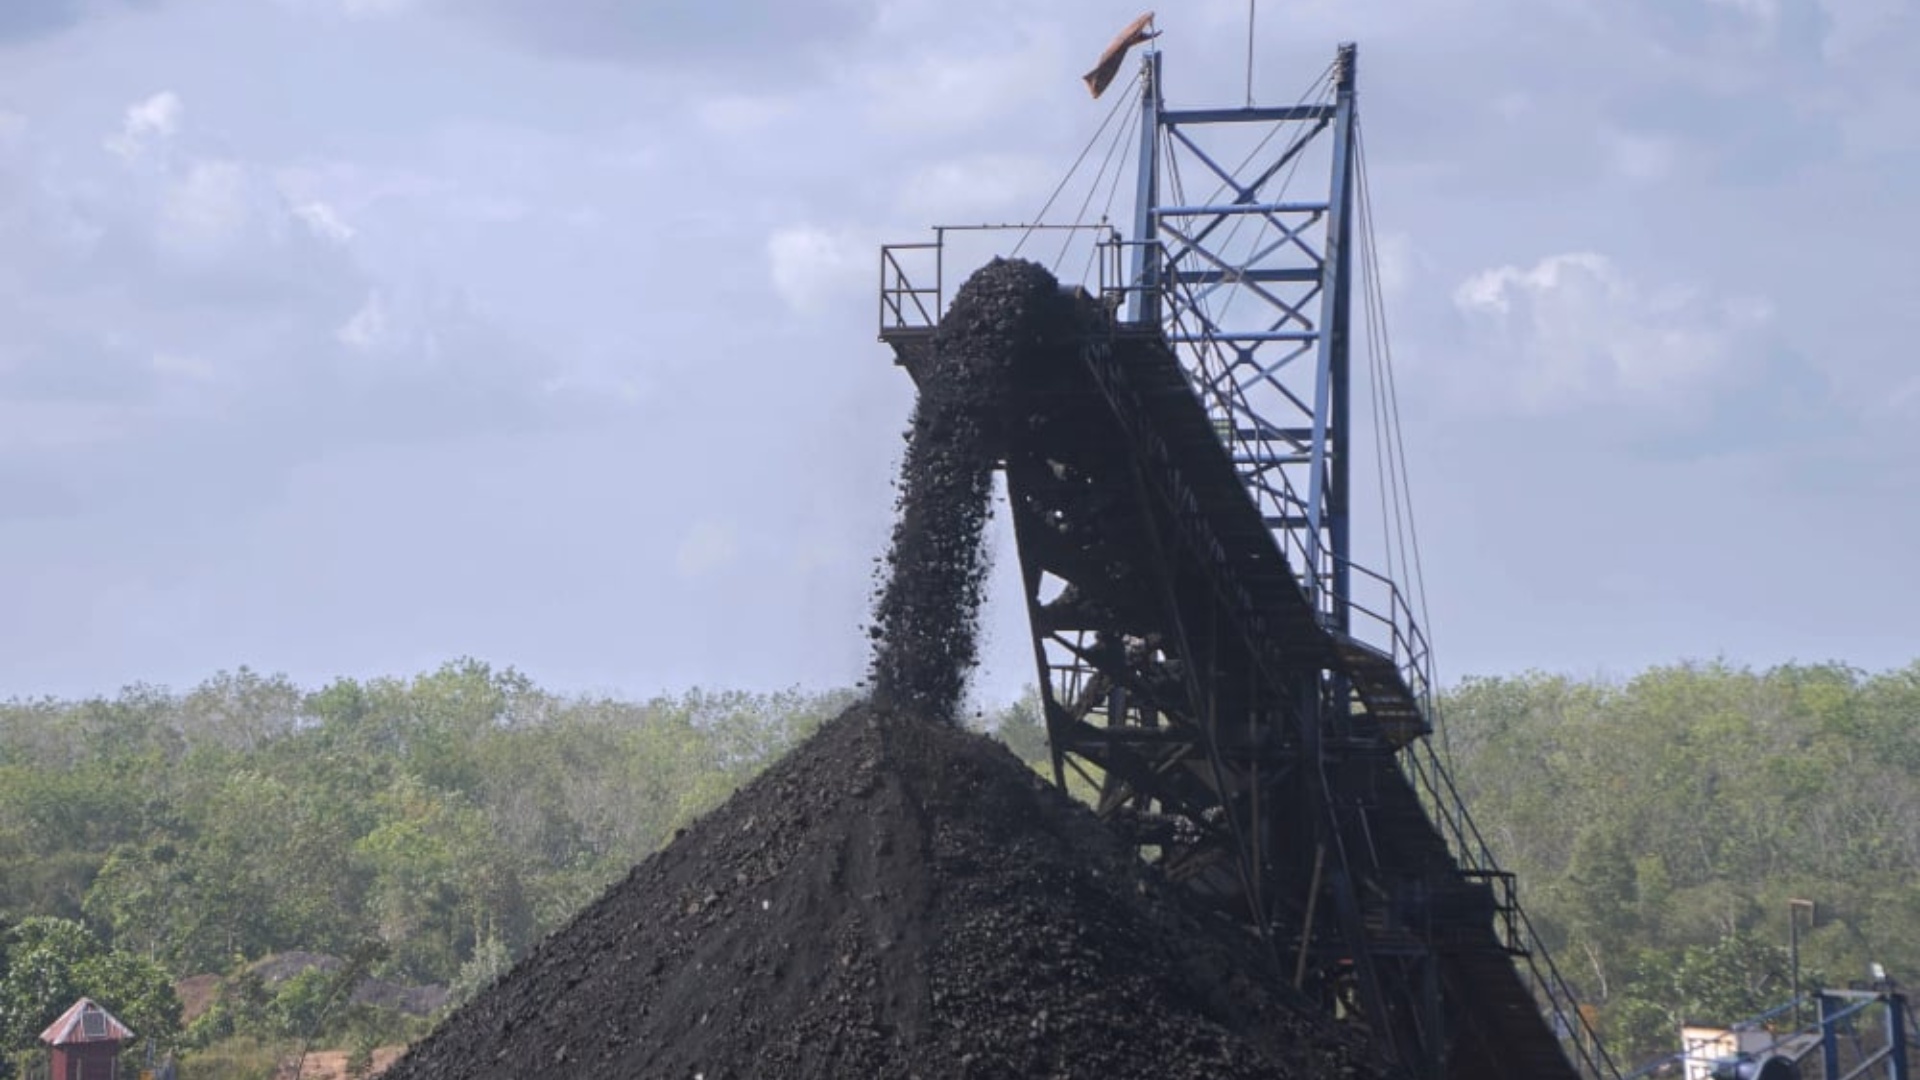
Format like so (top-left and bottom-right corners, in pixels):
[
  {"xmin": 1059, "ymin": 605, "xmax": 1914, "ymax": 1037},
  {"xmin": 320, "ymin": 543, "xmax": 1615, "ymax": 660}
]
[{"xmin": 0, "ymin": 0, "xmax": 1914, "ymax": 705}]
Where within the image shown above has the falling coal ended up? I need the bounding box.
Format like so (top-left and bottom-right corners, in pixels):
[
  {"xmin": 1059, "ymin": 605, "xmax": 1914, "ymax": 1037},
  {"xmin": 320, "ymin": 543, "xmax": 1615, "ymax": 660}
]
[{"xmin": 866, "ymin": 257, "xmax": 1066, "ymax": 721}]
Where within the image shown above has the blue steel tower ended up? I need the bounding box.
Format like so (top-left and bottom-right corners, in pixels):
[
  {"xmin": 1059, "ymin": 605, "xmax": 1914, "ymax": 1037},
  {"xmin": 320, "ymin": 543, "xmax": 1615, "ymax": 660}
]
[
  {"xmin": 1129, "ymin": 43, "xmax": 1369, "ymax": 678},
  {"xmin": 879, "ymin": 36, "xmax": 1621, "ymax": 1080}
]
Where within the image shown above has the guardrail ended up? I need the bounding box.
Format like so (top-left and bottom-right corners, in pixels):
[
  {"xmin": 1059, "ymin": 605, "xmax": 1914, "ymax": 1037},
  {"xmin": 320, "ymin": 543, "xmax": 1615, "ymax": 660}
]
[
  {"xmin": 1402, "ymin": 736, "xmax": 1625, "ymax": 1079},
  {"xmin": 879, "ymin": 225, "xmax": 1124, "ymax": 339},
  {"xmin": 879, "ymin": 242, "xmax": 941, "ymax": 334}
]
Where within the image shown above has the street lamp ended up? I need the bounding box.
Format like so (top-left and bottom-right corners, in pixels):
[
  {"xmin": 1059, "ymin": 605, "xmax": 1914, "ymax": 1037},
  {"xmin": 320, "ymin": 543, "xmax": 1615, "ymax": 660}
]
[{"xmin": 1789, "ymin": 898, "xmax": 1816, "ymax": 1028}]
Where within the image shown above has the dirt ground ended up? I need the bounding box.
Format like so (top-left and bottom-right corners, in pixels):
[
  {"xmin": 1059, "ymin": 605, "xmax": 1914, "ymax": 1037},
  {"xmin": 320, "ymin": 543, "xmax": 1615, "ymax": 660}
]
[{"xmin": 277, "ymin": 1047, "xmax": 406, "ymax": 1079}]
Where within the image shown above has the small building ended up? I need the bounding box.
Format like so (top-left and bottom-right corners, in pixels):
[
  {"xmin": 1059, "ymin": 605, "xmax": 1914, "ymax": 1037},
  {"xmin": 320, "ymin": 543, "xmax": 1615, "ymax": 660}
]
[{"xmin": 38, "ymin": 998, "xmax": 134, "ymax": 1080}]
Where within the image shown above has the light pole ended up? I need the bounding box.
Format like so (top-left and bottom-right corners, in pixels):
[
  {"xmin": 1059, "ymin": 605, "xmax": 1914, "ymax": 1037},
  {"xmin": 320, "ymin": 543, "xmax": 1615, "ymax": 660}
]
[{"xmin": 1789, "ymin": 898, "xmax": 1816, "ymax": 1028}]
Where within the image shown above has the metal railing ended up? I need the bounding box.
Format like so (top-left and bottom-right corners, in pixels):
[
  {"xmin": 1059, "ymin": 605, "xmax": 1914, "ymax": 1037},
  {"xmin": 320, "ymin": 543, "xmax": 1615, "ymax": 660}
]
[
  {"xmin": 1337, "ymin": 553, "xmax": 1434, "ymax": 709},
  {"xmin": 878, "ymin": 225, "xmax": 1125, "ymax": 339},
  {"xmin": 1402, "ymin": 735, "xmax": 1625, "ymax": 1079},
  {"xmin": 879, "ymin": 242, "xmax": 941, "ymax": 334}
]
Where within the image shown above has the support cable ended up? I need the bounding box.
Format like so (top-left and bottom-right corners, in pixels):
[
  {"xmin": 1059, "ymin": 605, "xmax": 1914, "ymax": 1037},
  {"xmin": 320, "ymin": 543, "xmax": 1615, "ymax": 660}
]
[
  {"xmin": 1014, "ymin": 68, "xmax": 1141, "ymax": 256},
  {"xmin": 1355, "ymin": 126, "xmax": 1449, "ymax": 764},
  {"xmin": 1057, "ymin": 92, "xmax": 1139, "ymax": 275},
  {"xmin": 1081, "ymin": 122, "xmax": 1138, "ymax": 287}
]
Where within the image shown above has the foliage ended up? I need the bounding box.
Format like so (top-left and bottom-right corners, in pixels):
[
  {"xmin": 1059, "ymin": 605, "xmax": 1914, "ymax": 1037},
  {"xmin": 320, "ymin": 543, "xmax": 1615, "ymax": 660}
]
[
  {"xmin": 445, "ymin": 936, "xmax": 511, "ymax": 1012},
  {"xmin": 169, "ymin": 1035, "xmax": 283, "ymax": 1080},
  {"xmin": 0, "ymin": 917, "xmax": 180, "ymax": 1054},
  {"xmin": 0, "ymin": 662, "xmax": 852, "ymax": 1057},
  {"xmin": 5, "ymin": 657, "xmax": 1917, "ymax": 1072},
  {"xmin": 1440, "ymin": 660, "xmax": 1920, "ymax": 1063}
]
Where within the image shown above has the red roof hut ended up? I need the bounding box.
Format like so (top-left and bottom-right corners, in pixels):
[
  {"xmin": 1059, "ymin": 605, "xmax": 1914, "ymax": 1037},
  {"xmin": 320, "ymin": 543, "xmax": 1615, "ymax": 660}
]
[{"xmin": 38, "ymin": 998, "xmax": 133, "ymax": 1080}]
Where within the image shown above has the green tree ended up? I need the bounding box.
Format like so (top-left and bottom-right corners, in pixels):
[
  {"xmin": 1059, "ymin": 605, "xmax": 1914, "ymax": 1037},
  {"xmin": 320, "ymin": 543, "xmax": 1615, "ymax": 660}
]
[{"xmin": 0, "ymin": 917, "xmax": 179, "ymax": 1052}]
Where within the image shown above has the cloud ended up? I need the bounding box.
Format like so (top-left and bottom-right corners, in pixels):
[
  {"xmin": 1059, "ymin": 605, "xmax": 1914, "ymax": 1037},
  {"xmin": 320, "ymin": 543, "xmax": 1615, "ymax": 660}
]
[
  {"xmin": 767, "ymin": 225, "xmax": 872, "ymax": 316},
  {"xmin": 1370, "ymin": 231, "xmax": 1426, "ymax": 301},
  {"xmin": 158, "ymin": 159, "xmax": 252, "ymax": 253},
  {"xmin": 0, "ymin": 86, "xmax": 579, "ymax": 528},
  {"xmin": 858, "ymin": 30, "xmax": 1067, "ymax": 136},
  {"xmin": 442, "ymin": 0, "xmax": 882, "ymax": 79},
  {"xmin": 1601, "ymin": 128, "xmax": 1682, "ymax": 184},
  {"xmin": 895, "ymin": 154, "xmax": 1054, "ymax": 221},
  {"xmin": 336, "ymin": 291, "xmax": 394, "ymax": 352},
  {"xmin": 0, "ymin": 0, "xmax": 150, "ymax": 43},
  {"xmin": 1451, "ymin": 251, "xmax": 1774, "ymax": 416},
  {"xmin": 293, "ymin": 200, "xmax": 354, "ymax": 244},
  {"xmin": 105, "ymin": 90, "xmax": 182, "ymax": 159}
]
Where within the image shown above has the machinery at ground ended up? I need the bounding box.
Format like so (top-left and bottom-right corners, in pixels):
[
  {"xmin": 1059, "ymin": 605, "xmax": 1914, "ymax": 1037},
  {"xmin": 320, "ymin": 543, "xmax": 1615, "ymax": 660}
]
[
  {"xmin": 1648, "ymin": 984, "xmax": 1910, "ymax": 1080},
  {"xmin": 879, "ymin": 33, "xmax": 1621, "ymax": 1080}
]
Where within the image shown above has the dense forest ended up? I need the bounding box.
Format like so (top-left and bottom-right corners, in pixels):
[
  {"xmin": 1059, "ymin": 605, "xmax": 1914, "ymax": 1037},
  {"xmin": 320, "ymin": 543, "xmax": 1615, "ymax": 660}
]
[{"xmin": 0, "ymin": 658, "xmax": 1915, "ymax": 1071}]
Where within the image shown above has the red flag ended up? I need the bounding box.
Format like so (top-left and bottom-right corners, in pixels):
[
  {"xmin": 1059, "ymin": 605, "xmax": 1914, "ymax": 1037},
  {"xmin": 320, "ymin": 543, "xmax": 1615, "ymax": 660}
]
[{"xmin": 1083, "ymin": 12, "xmax": 1159, "ymax": 98}]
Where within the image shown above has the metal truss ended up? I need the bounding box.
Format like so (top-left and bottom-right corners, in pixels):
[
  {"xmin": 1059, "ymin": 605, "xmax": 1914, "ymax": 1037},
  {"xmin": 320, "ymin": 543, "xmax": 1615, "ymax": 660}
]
[{"xmin": 875, "ymin": 39, "xmax": 1621, "ymax": 1080}]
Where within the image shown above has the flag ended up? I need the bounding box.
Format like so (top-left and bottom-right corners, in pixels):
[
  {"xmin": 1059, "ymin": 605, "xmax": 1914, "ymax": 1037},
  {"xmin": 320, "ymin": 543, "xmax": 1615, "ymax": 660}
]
[{"xmin": 1083, "ymin": 12, "xmax": 1159, "ymax": 98}]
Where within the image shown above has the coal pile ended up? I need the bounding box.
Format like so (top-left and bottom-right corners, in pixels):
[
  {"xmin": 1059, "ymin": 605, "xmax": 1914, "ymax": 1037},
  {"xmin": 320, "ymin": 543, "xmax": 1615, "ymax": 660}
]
[
  {"xmin": 383, "ymin": 705, "xmax": 1384, "ymax": 1079},
  {"xmin": 867, "ymin": 259, "xmax": 1064, "ymax": 721},
  {"xmin": 380, "ymin": 260, "xmax": 1390, "ymax": 1079}
]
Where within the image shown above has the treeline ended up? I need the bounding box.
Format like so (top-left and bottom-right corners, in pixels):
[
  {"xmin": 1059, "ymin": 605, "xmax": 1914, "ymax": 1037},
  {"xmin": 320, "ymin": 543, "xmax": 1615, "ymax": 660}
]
[
  {"xmin": 2, "ymin": 659, "xmax": 1917, "ymax": 1070},
  {"xmin": 0, "ymin": 661, "xmax": 852, "ymax": 1059},
  {"xmin": 1440, "ymin": 660, "xmax": 1920, "ymax": 1062}
]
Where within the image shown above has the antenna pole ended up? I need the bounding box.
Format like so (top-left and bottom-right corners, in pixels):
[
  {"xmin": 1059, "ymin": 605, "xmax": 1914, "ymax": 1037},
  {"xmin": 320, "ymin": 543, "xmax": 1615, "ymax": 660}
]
[
  {"xmin": 1245, "ymin": 0, "xmax": 1257, "ymax": 104},
  {"xmin": 1127, "ymin": 50, "xmax": 1163, "ymax": 325}
]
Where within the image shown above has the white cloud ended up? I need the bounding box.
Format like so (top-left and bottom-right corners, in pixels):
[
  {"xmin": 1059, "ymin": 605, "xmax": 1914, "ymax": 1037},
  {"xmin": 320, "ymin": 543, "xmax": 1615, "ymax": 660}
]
[
  {"xmin": 896, "ymin": 154, "xmax": 1053, "ymax": 220},
  {"xmin": 675, "ymin": 519, "xmax": 740, "ymax": 578},
  {"xmin": 294, "ymin": 201, "xmax": 355, "ymax": 244},
  {"xmin": 1370, "ymin": 231, "xmax": 1423, "ymax": 300},
  {"xmin": 1601, "ymin": 129, "xmax": 1680, "ymax": 185},
  {"xmin": 159, "ymin": 160, "xmax": 253, "ymax": 255},
  {"xmin": 860, "ymin": 32, "xmax": 1065, "ymax": 135},
  {"xmin": 1452, "ymin": 252, "xmax": 1774, "ymax": 414},
  {"xmin": 337, "ymin": 292, "xmax": 395, "ymax": 352},
  {"xmin": 767, "ymin": 224, "xmax": 871, "ymax": 316},
  {"xmin": 106, "ymin": 91, "xmax": 183, "ymax": 159}
]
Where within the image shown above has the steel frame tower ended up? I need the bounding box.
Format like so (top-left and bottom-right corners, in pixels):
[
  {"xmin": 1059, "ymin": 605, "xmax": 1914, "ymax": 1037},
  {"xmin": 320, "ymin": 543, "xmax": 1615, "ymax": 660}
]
[
  {"xmin": 1130, "ymin": 44, "xmax": 1362, "ymax": 646},
  {"xmin": 879, "ymin": 38, "xmax": 1619, "ymax": 1080}
]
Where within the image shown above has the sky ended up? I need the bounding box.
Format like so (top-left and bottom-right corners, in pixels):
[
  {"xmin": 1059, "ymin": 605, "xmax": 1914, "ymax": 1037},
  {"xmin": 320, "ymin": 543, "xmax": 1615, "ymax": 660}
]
[{"xmin": 0, "ymin": 0, "xmax": 1914, "ymax": 705}]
